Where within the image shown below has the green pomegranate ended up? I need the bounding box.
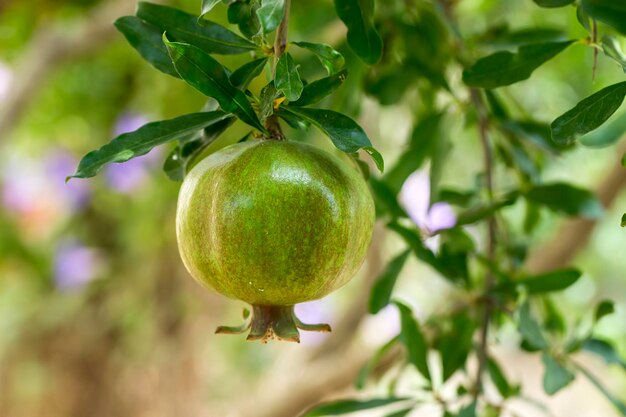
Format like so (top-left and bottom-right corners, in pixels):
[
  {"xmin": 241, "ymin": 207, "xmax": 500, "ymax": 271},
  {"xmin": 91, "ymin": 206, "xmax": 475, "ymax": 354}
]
[{"xmin": 176, "ymin": 139, "xmax": 375, "ymax": 342}]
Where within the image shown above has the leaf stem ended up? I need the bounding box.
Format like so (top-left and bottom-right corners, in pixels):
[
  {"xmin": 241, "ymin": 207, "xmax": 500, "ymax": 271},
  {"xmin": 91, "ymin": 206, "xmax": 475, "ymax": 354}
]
[{"xmin": 592, "ymin": 19, "xmax": 598, "ymax": 81}]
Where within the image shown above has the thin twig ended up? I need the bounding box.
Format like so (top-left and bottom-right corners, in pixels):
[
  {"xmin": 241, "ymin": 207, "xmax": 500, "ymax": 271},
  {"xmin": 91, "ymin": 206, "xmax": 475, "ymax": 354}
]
[
  {"xmin": 265, "ymin": 0, "xmax": 291, "ymax": 140},
  {"xmin": 470, "ymin": 88, "xmax": 497, "ymax": 401},
  {"xmin": 273, "ymin": 0, "xmax": 291, "ymax": 76}
]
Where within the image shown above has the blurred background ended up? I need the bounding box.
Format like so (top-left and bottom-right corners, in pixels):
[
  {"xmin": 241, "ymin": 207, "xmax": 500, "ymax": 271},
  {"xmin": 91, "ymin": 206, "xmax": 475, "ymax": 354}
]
[{"xmin": 0, "ymin": 0, "xmax": 625, "ymax": 416}]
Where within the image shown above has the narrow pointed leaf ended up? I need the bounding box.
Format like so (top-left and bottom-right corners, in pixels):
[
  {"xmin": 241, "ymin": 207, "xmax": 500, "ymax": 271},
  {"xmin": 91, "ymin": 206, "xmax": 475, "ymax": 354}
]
[
  {"xmin": 385, "ymin": 407, "xmax": 414, "ymax": 417},
  {"xmin": 257, "ymin": 0, "xmax": 285, "ymax": 33},
  {"xmin": 201, "ymin": 0, "xmax": 222, "ymax": 17},
  {"xmin": 533, "ymin": 0, "xmax": 575, "ymax": 7},
  {"xmin": 394, "ymin": 301, "xmax": 431, "ymax": 380},
  {"xmin": 281, "ymin": 106, "xmax": 383, "ymax": 171},
  {"xmin": 496, "ymin": 268, "xmax": 582, "ymax": 294},
  {"xmin": 115, "ymin": 16, "xmax": 179, "ymax": 77},
  {"xmin": 583, "ymin": 339, "xmax": 626, "ymax": 370},
  {"xmin": 275, "ymin": 52, "xmax": 303, "ymax": 101},
  {"xmin": 291, "ymin": 69, "xmax": 348, "ymax": 107},
  {"xmin": 164, "ymin": 37, "xmax": 266, "ymax": 132},
  {"xmin": 488, "ymin": 357, "xmax": 515, "ymax": 398},
  {"xmin": 334, "ymin": 0, "xmax": 383, "ymax": 65},
  {"xmin": 368, "ymin": 250, "xmax": 410, "ymax": 314},
  {"xmin": 582, "ymin": 0, "xmax": 626, "ymax": 35},
  {"xmin": 163, "ymin": 117, "xmax": 235, "ymax": 181},
  {"xmin": 579, "ymin": 111, "xmax": 626, "ymax": 148},
  {"xmin": 594, "ymin": 300, "xmax": 615, "ymax": 323},
  {"xmin": 292, "ymin": 41, "xmax": 345, "ymax": 74},
  {"xmin": 525, "ymin": 182, "xmax": 604, "ymax": 218},
  {"xmin": 463, "ymin": 41, "xmax": 574, "ymax": 88},
  {"xmin": 602, "ymin": 36, "xmax": 626, "ymax": 73},
  {"xmin": 518, "ymin": 302, "xmax": 548, "ymax": 350},
  {"xmin": 542, "ymin": 353, "xmax": 575, "ymax": 395},
  {"xmin": 71, "ymin": 112, "xmax": 232, "ymax": 179},
  {"xmin": 138, "ymin": 2, "xmax": 256, "ymax": 55},
  {"xmin": 229, "ymin": 57, "xmax": 269, "ymax": 90},
  {"xmin": 622, "ymin": 213, "xmax": 626, "ymax": 227},
  {"xmin": 303, "ymin": 398, "xmax": 411, "ymax": 416},
  {"xmin": 551, "ymin": 82, "xmax": 626, "ymax": 145}
]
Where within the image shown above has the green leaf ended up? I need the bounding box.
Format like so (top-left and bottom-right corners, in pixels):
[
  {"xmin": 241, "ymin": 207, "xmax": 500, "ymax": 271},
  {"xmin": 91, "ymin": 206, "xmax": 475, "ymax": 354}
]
[
  {"xmin": 257, "ymin": 0, "xmax": 285, "ymax": 33},
  {"xmin": 518, "ymin": 302, "xmax": 548, "ymax": 350},
  {"xmin": 582, "ymin": 0, "xmax": 626, "ymax": 35},
  {"xmin": 334, "ymin": 0, "xmax": 383, "ymax": 65},
  {"xmin": 369, "ymin": 250, "xmax": 410, "ymax": 314},
  {"xmin": 488, "ymin": 357, "xmax": 515, "ymax": 398},
  {"xmin": 227, "ymin": 1, "xmax": 261, "ymax": 39},
  {"xmin": 583, "ymin": 339, "xmax": 626, "ymax": 370},
  {"xmin": 275, "ymin": 52, "xmax": 303, "ymax": 101},
  {"xmin": 500, "ymin": 120, "xmax": 563, "ymax": 151},
  {"xmin": 579, "ymin": 111, "xmax": 626, "ymax": 148},
  {"xmin": 577, "ymin": 5, "xmax": 592, "ymax": 32},
  {"xmin": 114, "ymin": 16, "xmax": 179, "ymax": 78},
  {"xmin": 356, "ymin": 336, "xmax": 399, "ymax": 389},
  {"xmin": 394, "ymin": 301, "xmax": 431, "ymax": 380},
  {"xmin": 533, "ymin": 0, "xmax": 575, "ymax": 7},
  {"xmin": 463, "ymin": 41, "xmax": 574, "ymax": 88},
  {"xmin": 384, "ymin": 407, "xmax": 414, "ymax": 417},
  {"xmin": 281, "ymin": 106, "xmax": 383, "ymax": 171},
  {"xmin": 164, "ymin": 37, "xmax": 266, "ymax": 133},
  {"xmin": 291, "ymin": 70, "xmax": 348, "ymax": 107},
  {"xmin": 542, "ymin": 353, "xmax": 575, "ymax": 395},
  {"xmin": 292, "ymin": 41, "xmax": 345, "ymax": 74},
  {"xmin": 138, "ymin": 2, "xmax": 256, "ymax": 55},
  {"xmin": 303, "ymin": 398, "xmax": 411, "ymax": 416},
  {"xmin": 387, "ymin": 223, "xmax": 442, "ymax": 274},
  {"xmin": 551, "ymin": 82, "xmax": 626, "ymax": 145},
  {"xmin": 479, "ymin": 27, "xmax": 567, "ymax": 48},
  {"xmin": 229, "ymin": 57, "xmax": 269, "ymax": 90},
  {"xmin": 622, "ymin": 213, "xmax": 626, "ymax": 227},
  {"xmin": 525, "ymin": 182, "xmax": 604, "ymax": 218},
  {"xmin": 259, "ymin": 82, "xmax": 282, "ymax": 121},
  {"xmin": 70, "ymin": 112, "xmax": 232, "ymax": 179},
  {"xmin": 435, "ymin": 315, "xmax": 476, "ymax": 381},
  {"xmin": 383, "ymin": 113, "xmax": 443, "ymax": 192},
  {"xmin": 595, "ymin": 300, "xmax": 615, "ymax": 322},
  {"xmin": 163, "ymin": 117, "xmax": 235, "ymax": 181},
  {"xmin": 601, "ymin": 35, "xmax": 626, "ymax": 73},
  {"xmin": 576, "ymin": 364, "xmax": 626, "ymax": 416},
  {"xmin": 458, "ymin": 401, "xmax": 477, "ymax": 417},
  {"xmin": 500, "ymin": 268, "xmax": 582, "ymax": 294},
  {"xmin": 201, "ymin": 0, "xmax": 222, "ymax": 16}
]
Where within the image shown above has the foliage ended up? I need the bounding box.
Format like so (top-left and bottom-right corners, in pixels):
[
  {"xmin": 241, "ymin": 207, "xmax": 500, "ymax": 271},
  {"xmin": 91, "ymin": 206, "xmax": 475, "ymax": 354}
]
[{"xmin": 5, "ymin": 0, "xmax": 625, "ymax": 415}]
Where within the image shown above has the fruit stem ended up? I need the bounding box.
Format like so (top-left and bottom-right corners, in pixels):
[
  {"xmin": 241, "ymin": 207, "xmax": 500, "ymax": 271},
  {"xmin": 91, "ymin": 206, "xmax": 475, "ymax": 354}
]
[{"xmin": 215, "ymin": 305, "xmax": 332, "ymax": 343}]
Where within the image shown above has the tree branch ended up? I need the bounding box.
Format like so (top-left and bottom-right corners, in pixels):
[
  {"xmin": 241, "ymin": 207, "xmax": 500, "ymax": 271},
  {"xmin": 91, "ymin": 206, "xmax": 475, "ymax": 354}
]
[{"xmin": 470, "ymin": 89, "xmax": 497, "ymax": 401}]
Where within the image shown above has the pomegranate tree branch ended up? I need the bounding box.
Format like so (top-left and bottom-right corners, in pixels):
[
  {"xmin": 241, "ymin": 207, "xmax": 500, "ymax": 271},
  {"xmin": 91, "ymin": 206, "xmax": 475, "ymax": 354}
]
[
  {"xmin": 273, "ymin": 0, "xmax": 291, "ymax": 75},
  {"xmin": 470, "ymin": 88, "xmax": 497, "ymax": 401}
]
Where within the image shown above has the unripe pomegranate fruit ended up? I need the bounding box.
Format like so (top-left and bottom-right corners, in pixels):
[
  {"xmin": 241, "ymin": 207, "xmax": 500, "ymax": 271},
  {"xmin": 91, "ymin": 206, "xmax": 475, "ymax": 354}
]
[{"xmin": 176, "ymin": 139, "xmax": 374, "ymax": 342}]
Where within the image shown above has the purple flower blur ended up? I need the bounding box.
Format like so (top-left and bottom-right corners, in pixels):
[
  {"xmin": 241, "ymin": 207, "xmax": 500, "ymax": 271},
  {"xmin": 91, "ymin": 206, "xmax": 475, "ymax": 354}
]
[
  {"xmin": 399, "ymin": 170, "xmax": 456, "ymax": 233},
  {"xmin": 1, "ymin": 149, "xmax": 91, "ymax": 237},
  {"xmin": 46, "ymin": 150, "xmax": 91, "ymax": 210},
  {"xmin": 54, "ymin": 240, "xmax": 103, "ymax": 291},
  {"xmin": 105, "ymin": 112, "xmax": 162, "ymax": 194}
]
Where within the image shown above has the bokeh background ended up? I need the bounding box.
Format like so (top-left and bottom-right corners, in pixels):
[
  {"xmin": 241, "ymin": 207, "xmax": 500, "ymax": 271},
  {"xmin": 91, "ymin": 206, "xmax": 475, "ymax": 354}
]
[{"xmin": 1, "ymin": 0, "xmax": 625, "ymax": 416}]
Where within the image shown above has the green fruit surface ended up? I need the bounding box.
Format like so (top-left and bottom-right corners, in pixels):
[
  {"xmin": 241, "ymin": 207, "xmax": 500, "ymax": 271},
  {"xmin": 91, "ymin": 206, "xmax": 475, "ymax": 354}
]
[{"xmin": 176, "ymin": 139, "xmax": 375, "ymax": 306}]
